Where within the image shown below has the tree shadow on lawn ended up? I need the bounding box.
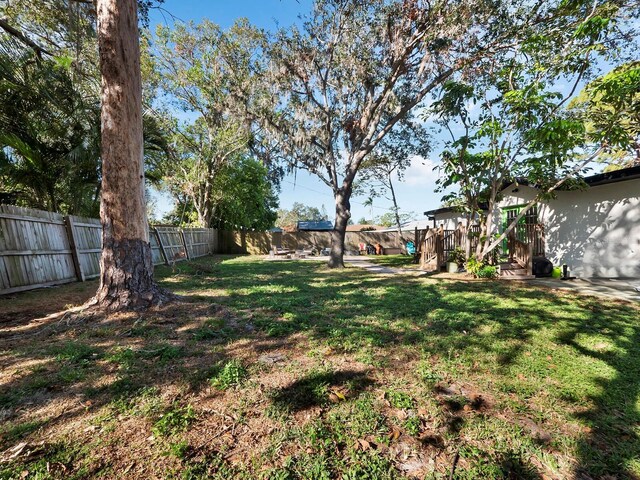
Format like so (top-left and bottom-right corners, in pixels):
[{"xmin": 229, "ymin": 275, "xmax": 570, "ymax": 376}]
[
  {"xmin": 198, "ymin": 259, "xmax": 640, "ymax": 478},
  {"xmin": 553, "ymin": 303, "xmax": 640, "ymax": 479},
  {"xmin": 269, "ymin": 369, "xmax": 375, "ymax": 414},
  {"xmin": 0, "ymin": 256, "xmax": 638, "ymax": 478}
]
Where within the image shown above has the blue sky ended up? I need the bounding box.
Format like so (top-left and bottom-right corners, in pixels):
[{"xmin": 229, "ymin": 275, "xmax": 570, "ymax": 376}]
[{"xmin": 146, "ymin": 0, "xmax": 445, "ymax": 225}]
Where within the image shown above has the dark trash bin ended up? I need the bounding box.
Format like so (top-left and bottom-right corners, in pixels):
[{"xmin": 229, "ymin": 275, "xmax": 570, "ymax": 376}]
[{"xmin": 532, "ymin": 256, "xmax": 553, "ymax": 277}]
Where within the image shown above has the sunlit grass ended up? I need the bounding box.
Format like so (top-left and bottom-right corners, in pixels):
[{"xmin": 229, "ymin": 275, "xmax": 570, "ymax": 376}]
[{"xmin": 1, "ymin": 255, "xmax": 639, "ymax": 479}]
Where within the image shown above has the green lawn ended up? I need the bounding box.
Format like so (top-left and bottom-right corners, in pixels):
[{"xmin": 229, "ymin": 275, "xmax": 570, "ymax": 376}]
[
  {"xmin": 365, "ymin": 254, "xmax": 420, "ymax": 269},
  {"xmin": 1, "ymin": 255, "xmax": 638, "ymax": 479}
]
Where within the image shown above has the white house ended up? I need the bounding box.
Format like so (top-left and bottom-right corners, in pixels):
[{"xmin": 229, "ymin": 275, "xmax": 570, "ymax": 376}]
[
  {"xmin": 425, "ymin": 165, "xmax": 640, "ymax": 278},
  {"xmin": 375, "ymin": 218, "xmax": 433, "ymax": 233},
  {"xmin": 423, "ymin": 207, "xmax": 486, "ymax": 230}
]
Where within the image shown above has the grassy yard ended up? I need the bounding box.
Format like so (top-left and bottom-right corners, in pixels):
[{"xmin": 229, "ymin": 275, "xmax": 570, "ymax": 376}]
[
  {"xmin": 0, "ymin": 255, "xmax": 639, "ymax": 479},
  {"xmin": 365, "ymin": 254, "xmax": 420, "ymax": 270}
]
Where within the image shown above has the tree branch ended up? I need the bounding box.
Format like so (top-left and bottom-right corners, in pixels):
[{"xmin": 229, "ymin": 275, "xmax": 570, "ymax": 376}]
[{"xmin": 0, "ymin": 18, "xmax": 54, "ymax": 57}]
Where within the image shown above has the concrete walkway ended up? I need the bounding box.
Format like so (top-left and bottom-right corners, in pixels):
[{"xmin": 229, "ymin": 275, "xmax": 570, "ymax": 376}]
[
  {"xmin": 344, "ymin": 256, "xmax": 401, "ymax": 275},
  {"xmin": 529, "ymin": 277, "xmax": 640, "ymax": 303}
]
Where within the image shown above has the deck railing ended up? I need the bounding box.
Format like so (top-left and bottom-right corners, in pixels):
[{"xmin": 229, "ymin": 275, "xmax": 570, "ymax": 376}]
[
  {"xmin": 514, "ymin": 223, "xmax": 545, "ymax": 256},
  {"xmin": 421, "ymin": 222, "xmax": 539, "ymax": 272},
  {"xmin": 421, "ymin": 229, "xmax": 439, "ymax": 269},
  {"xmin": 508, "ymin": 233, "xmax": 533, "ymax": 275}
]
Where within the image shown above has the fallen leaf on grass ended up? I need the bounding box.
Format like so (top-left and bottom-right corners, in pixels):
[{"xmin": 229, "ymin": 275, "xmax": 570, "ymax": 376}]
[
  {"xmin": 355, "ymin": 438, "xmax": 372, "ymax": 451},
  {"xmin": 328, "ymin": 386, "xmax": 348, "ymax": 403},
  {"xmin": 0, "ymin": 442, "xmax": 46, "ymax": 463}
]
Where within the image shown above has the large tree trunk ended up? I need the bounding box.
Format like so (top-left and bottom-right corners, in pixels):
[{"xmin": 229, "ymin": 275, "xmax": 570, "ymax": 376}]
[
  {"xmin": 92, "ymin": 0, "xmax": 168, "ymax": 311},
  {"xmin": 328, "ymin": 188, "xmax": 351, "ymax": 268}
]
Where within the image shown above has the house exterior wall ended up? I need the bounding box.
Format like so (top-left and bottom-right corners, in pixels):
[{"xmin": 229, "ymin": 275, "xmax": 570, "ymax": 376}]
[
  {"xmin": 495, "ymin": 180, "xmax": 640, "ymax": 278},
  {"xmin": 432, "ymin": 211, "xmax": 468, "ymax": 230}
]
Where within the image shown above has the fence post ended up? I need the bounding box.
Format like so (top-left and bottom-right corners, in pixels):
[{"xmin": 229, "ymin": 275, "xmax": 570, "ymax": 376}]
[
  {"xmin": 154, "ymin": 226, "xmax": 169, "ymax": 266},
  {"xmin": 64, "ymin": 215, "xmax": 85, "ymax": 282},
  {"xmin": 181, "ymin": 229, "xmax": 191, "ymax": 260}
]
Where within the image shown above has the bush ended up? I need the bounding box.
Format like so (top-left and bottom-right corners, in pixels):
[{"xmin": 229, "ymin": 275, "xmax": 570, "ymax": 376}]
[
  {"xmin": 447, "ymin": 247, "xmax": 466, "ymax": 266},
  {"xmin": 466, "ymin": 255, "xmax": 498, "ymax": 279},
  {"xmin": 476, "ymin": 265, "xmax": 498, "ymax": 279},
  {"xmin": 465, "ymin": 255, "xmax": 484, "ymax": 276}
]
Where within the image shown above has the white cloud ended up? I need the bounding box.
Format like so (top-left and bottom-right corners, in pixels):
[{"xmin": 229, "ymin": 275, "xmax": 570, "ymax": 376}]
[{"xmin": 403, "ymin": 156, "xmax": 441, "ymax": 186}]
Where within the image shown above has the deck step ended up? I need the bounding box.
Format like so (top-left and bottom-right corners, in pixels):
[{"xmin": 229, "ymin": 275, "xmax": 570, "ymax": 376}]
[
  {"xmin": 500, "ymin": 263, "xmax": 535, "ymax": 280},
  {"xmin": 500, "ymin": 262, "xmax": 525, "ymax": 271}
]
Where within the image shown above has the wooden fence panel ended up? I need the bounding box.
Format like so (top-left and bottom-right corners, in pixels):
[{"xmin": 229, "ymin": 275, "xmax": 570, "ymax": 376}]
[
  {"xmin": 155, "ymin": 226, "xmax": 188, "ymax": 264},
  {"xmin": 149, "ymin": 229, "xmax": 166, "ymax": 266},
  {"xmin": 0, "ymin": 205, "xmax": 77, "ymax": 294},
  {"xmin": 209, "ymin": 229, "xmax": 218, "ymax": 254},
  {"xmin": 183, "ymin": 228, "xmax": 213, "ymax": 258},
  {"xmin": 68, "ymin": 214, "xmax": 102, "ymax": 279},
  {"xmin": 0, "ymin": 205, "xmax": 219, "ymax": 295}
]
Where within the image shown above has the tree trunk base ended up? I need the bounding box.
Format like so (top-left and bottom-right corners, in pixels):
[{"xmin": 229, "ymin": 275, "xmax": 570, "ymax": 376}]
[
  {"xmin": 89, "ymin": 238, "xmax": 174, "ymax": 312},
  {"xmin": 327, "ymin": 255, "xmax": 345, "ymax": 268}
]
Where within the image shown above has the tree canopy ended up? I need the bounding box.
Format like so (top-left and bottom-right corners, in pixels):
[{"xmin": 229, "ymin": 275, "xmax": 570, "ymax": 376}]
[
  {"xmin": 145, "ymin": 19, "xmax": 279, "ymax": 229},
  {"xmin": 429, "ymin": 0, "xmax": 638, "ymax": 258},
  {"xmin": 275, "ymin": 202, "xmax": 327, "ymax": 229}
]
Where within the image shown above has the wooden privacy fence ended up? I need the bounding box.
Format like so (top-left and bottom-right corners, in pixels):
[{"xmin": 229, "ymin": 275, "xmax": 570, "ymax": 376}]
[
  {"xmin": 0, "ymin": 205, "xmax": 218, "ymax": 295},
  {"xmin": 219, "ymin": 229, "xmax": 414, "ymax": 255}
]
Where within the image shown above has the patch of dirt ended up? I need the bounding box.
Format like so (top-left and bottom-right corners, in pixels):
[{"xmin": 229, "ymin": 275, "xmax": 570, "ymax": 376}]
[{"xmin": 0, "ymin": 281, "xmax": 97, "ymax": 326}]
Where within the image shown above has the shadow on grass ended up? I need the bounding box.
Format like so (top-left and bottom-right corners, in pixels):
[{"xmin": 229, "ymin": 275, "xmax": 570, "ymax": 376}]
[
  {"xmin": 269, "ymin": 369, "xmax": 374, "ymax": 413},
  {"xmin": 0, "ymin": 255, "xmax": 638, "ymax": 478}
]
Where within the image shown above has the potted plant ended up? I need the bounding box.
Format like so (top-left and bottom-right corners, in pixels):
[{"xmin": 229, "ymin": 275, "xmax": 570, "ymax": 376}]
[{"xmin": 447, "ymin": 247, "xmax": 466, "ymax": 273}]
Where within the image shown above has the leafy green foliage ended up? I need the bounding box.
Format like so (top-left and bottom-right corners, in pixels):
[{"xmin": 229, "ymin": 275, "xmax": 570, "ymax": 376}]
[
  {"xmin": 52, "ymin": 342, "xmax": 99, "ymax": 363},
  {"xmin": 152, "ymin": 403, "xmax": 196, "ymax": 437},
  {"xmin": 209, "ymin": 156, "xmax": 278, "ymax": 230},
  {"xmin": 403, "ymin": 416, "xmax": 421, "ymax": 436},
  {"xmin": 166, "ymin": 440, "xmax": 189, "ymax": 459},
  {"xmin": 447, "ymin": 247, "xmax": 466, "ymax": 266},
  {"xmin": 430, "ymin": 0, "xmax": 636, "ymax": 259},
  {"xmin": 570, "ymin": 61, "xmax": 640, "ymax": 168},
  {"xmin": 209, "ymin": 359, "xmax": 248, "ymax": 390},
  {"xmin": 148, "ymin": 20, "xmax": 278, "ymax": 229},
  {"xmin": 465, "ymin": 255, "xmax": 484, "ymax": 277},
  {"xmin": 0, "ymin": 38, "xmax": 101, "ymax": 214},
  {"xmin": 476, "ymin": 265, "xmax": 499, "ymax": 279},
  {"xmin": 385, "ymin": 390, "xmax": 415, "ymax": 409},
  {"xmin": 276, "ymin": 202, "xmax": 327, "ymax": 229}
]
